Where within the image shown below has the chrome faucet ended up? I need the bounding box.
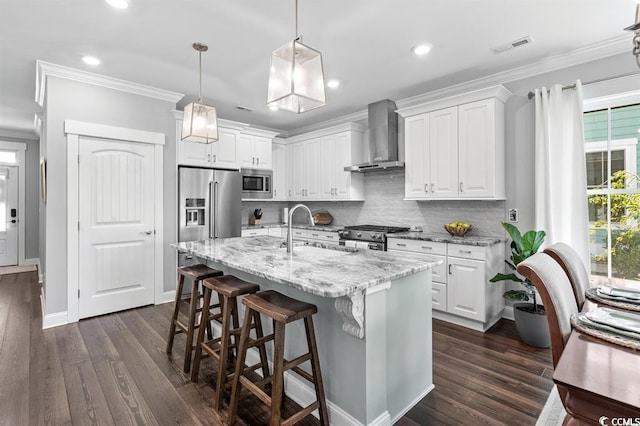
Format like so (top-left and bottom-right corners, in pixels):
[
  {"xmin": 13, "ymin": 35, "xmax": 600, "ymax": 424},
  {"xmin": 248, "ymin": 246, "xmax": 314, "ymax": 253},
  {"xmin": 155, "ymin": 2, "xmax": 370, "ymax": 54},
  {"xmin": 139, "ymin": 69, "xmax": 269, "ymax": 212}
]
[{"xmin": 286, "ymin": 204, "xmax": 315, "ymax": 253}]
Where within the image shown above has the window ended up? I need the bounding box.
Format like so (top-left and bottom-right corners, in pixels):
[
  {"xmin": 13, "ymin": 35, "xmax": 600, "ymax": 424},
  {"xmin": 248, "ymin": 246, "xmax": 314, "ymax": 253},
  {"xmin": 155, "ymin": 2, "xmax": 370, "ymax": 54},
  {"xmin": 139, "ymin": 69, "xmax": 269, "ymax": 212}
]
[{"xmin": 584, "ymin": 103, "xmax": 640, "ymax": 281}]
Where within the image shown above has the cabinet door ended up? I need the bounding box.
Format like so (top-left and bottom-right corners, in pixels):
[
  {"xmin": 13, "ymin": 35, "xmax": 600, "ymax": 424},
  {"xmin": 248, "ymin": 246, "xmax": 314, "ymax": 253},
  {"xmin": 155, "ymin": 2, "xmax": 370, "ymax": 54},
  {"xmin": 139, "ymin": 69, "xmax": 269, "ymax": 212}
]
[
  {"xmin": 211, "ymin": 128, "xmax": 239, "ymax": 168},
  {"xmin": 291, "ymin": 142, "xmax": 306, "ymax": 199},
  {"xmin": 253, "ymin": 136, "xmax": 272, "ymax": 169},
  {"xmin": 447, "ymin": 257, "xmax": 486, "ymax": 321},
  {"xmin": 284, "ymin": 144, "xmax": 293, "ymax": 199},
  {"xmin": 458, "ymin": 99, "xmax": 496, "ymax": 198},
  {"xmin": 432, "ymin": 282, "xmax": 448, "ymax": 312},
  {"xmin": 404, "ymin": 114, "xmax": 430, "ymax": 198},
  {"xmin": 238, "ymin": 134, "xmax": 255, "ymax": 168},
  {"xmin": 305, "ymin": 138, "xmax": 322, "ymax": 199},
  {"xmin": 429, "ymin": 107, "xmax": 458, "ymax": 198},
  {"xmin": 333, "ymin": 132, "xmax": 351, "ymax": 199},
  {"xmin": 272, "ymin": 142, "xmax": 286, "ymax": 200},
  {"xmin": 320, "ymin": 135, "xmax": 336, "ymax": 198}
]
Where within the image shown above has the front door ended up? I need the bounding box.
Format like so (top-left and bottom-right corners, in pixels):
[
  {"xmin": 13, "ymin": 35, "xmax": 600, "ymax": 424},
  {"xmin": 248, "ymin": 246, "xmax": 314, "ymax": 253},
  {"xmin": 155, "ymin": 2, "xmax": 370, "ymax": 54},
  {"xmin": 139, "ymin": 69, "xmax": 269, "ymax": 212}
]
[
  {"xmin": 78, "ymin": 137, "xmax": 155, "ymax": 319},
  {"xmin": 0, "ymin": 166, "xmax": 18, "ymax": 266}
]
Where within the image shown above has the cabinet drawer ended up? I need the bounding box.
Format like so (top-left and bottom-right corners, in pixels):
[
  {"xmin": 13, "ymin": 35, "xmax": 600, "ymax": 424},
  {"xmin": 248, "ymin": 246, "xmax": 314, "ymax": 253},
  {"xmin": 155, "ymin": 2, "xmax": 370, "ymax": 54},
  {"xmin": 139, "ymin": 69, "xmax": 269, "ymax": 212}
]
[
  {"xmin": 304, "ymin": 229, "xmax": 339, "ymax": 242},
  {"xmin": 447, "ymin": 244, "xmax": 486, "ymax": 261},
  {"xmin": 241, "ymin": 228, "xmax": 269, "ymax": 237},
  {"xmin": 432, "ymin": 282, "xmax": 447, "ymax": 312},
  {"xmin": 290, "ymin": 229, "xmax": 306, "ymax": 239},
  {"xmin": 430, "ymin": 254, "xmax": 447, "ymax": 284},
  {"xmin": 387, "ymin": 238, "xmax": 447, "ymax": 256},
  {"xmin": 268, "ymin": 227, "xmax": 284, "ymax": 237}
]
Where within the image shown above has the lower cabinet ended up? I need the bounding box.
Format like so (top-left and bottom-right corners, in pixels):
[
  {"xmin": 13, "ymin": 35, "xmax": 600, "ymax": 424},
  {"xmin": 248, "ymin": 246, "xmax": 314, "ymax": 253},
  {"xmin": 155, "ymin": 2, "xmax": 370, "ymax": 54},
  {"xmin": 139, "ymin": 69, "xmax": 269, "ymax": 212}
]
[{"xmin": 387, "ymin": 238, "xmax": 504, "ymax": 332}]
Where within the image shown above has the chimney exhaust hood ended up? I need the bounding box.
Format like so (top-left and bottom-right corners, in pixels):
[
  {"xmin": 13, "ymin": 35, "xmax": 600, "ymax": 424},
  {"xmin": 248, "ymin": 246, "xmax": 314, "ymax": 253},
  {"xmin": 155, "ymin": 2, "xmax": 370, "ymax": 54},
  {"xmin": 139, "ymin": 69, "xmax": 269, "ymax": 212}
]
[{"xmin": 344, "ymin": 99, "xmax": 404, "ymax": 172}]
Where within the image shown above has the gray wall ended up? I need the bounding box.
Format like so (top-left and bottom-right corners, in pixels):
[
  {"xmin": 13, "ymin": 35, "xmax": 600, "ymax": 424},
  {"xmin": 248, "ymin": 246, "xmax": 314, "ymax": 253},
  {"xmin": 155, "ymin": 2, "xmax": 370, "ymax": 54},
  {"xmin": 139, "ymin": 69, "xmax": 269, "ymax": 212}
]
[{"xmin": 42, "ymin": 76, "xmax": 178, "ymax": 315}]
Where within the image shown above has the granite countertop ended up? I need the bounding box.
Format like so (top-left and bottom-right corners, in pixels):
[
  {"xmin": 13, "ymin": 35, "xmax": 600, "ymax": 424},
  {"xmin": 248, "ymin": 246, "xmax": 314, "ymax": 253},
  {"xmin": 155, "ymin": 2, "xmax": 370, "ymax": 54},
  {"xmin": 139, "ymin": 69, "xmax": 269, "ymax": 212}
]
[
  {"xmin": 242, "ymin": 223, "xmax": 343, "ymax": 232},
  {"xmin": 389, "ymin": 231, "xmax": 504, "ymax": 247},
  {"xmin": 172, "ymin": 236, "xmax": 440, "ymax": 298}
]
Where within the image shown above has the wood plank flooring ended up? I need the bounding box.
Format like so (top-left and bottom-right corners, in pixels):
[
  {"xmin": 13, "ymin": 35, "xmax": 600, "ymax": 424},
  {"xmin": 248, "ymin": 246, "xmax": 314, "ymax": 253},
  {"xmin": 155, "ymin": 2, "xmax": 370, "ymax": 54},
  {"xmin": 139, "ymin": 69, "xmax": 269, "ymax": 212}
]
[{"xmin": 0, "ymin": 272, "xmax": 554, "ymax": 425}]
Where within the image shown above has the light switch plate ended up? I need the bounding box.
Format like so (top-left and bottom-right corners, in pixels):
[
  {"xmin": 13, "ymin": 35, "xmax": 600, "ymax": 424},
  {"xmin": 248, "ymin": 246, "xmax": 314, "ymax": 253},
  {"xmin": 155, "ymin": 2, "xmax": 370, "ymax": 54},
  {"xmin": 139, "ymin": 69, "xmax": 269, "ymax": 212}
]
[{"xmin": 508, "ymin": 208, "xmax": 519, "ymax": 223}]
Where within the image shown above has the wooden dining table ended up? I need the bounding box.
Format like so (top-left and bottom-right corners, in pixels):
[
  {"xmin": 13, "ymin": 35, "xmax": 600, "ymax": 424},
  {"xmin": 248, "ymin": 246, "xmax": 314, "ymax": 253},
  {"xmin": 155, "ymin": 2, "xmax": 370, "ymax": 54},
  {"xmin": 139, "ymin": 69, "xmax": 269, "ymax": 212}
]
[{"xmin": 553, "ymin": 277, "xmax": 640, "ymax": 423}]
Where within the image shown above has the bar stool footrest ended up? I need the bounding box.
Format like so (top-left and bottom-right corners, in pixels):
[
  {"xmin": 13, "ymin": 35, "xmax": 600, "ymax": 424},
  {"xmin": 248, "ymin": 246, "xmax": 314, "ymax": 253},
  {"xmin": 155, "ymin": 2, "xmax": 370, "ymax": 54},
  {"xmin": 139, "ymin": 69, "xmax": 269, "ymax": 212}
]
[{"xmin": 282, "ymin": 402, "xmax": 320, "ymax": 426}]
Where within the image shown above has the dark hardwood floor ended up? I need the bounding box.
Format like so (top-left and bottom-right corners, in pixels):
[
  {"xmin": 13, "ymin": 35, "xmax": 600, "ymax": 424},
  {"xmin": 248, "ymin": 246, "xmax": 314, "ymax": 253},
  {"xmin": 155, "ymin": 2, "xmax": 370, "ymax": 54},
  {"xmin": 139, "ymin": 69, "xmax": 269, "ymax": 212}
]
[{"xmin": 0, "ymin": 271, "xmax": 553, "ymax": 425}]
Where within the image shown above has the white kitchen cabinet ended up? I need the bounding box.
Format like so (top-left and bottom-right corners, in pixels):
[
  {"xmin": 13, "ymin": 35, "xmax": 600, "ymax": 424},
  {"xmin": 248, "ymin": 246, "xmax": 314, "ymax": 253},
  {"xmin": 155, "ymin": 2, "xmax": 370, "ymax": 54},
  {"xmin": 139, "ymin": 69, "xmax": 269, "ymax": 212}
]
[
  {"xmin": 398, "ymin": 85, "xmax": 509, "ymax": 200},
  {"xmin": 178, "ymin": 125, "xmax": 241, "ymax": 168},
  {"xmin": 386, "ymin": 237, "xmax": 504, "ymax": 330},
  {"xmin": 272, "ymin": 140, "xmax": 287, "ymax": 201},
  {"xmin": 268, "ymin": 227, "xmax": 284, "ymax": 237},
  {"xmin": 319, "ymin": 132, "xmax": 364, "ymax": 200},
  {"xmin": 446, "ymin": 256, "xmax": 485, "ymax": 320},
  {"xmin": 404, "ymin": 107, "xmax": 458, "ymax": 199},
  {"xmin": 290, "ymin": 138, "xmax": 322, "ymax": 200},
  {"xmin": 239, "ymin": 133, "xmax": 273, "ymax": 170},
  {"xmin": 241, "ymin": 228, "xmax": 269, "ymax": 237},
  {"xmin": 458, "ymin": 98, "xmax": 504, "ymax": 199}
]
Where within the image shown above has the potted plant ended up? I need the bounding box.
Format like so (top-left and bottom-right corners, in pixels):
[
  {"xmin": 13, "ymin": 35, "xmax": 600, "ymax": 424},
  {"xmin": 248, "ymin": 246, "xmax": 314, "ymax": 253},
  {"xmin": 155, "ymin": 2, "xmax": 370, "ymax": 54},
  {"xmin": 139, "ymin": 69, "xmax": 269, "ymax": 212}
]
[{"xmin": 490, "ymin": 222, "xmax": 551, "ymax": 348}]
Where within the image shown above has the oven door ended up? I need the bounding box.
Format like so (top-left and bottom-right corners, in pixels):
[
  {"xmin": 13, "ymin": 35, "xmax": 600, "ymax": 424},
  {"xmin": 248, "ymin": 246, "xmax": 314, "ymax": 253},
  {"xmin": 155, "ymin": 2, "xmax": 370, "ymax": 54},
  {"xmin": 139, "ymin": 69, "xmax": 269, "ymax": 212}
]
[{"xmin": 340, "ymin": 240, "xmax": 384, "ymax": 251}]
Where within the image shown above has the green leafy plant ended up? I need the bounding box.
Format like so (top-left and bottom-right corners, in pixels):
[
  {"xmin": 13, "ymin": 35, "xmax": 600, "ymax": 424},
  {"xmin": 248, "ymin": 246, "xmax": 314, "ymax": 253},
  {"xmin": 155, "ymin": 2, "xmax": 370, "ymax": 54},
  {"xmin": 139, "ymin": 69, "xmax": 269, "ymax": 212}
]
[
  {"xmin": 589, "ymin": 170, "xmax": 640, "ymax": 280},
  {"xmin": 490, "ymin": 222, "xmax": 546, "ymax": 314}
]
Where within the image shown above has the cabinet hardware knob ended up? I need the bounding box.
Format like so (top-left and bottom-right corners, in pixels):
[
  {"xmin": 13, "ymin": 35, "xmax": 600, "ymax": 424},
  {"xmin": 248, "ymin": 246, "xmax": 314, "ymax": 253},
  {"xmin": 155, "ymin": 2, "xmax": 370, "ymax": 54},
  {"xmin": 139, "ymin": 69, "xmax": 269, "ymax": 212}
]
[
  {"xmin": 257, "ymin": 157, "xmax": 260, "ymax": 165},
  {"xmin": 213, "ymin": 154, "xmax": 216, "ymax": 162},
  {"xmin": 431, "ymin": 183, "xmax": 434, "ymax": 193},
  {"xmin": 207, "ymin": 154, "xmax": 211, "ymax": 162},
  {"xmin": 459, "ymin": 182, "xmax": 463, "ymax": 192},
  {"xmin": 424, "ymin": 184, "xmax": 429, "ymax": 193},
  {"xmin": 274, "ymin": 189, "xmax": 277, "ymax": 196},
  {"xmin": 252, "ymin": 157, "xmax": 255, "ymax": 164},
  {"xmin": 449, "ymin": 264, "xmax": 453, "ymax": 274}
]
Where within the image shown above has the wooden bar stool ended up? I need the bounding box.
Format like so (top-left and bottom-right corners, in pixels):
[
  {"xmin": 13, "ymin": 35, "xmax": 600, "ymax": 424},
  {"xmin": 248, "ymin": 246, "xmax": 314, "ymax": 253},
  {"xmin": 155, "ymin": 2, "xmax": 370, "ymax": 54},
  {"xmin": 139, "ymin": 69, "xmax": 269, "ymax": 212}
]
[
  {"xmin": 191, "ymin": 275, "xmax": 270, "ymax": 410},
  {"xmin": 227, "ymin": 290, "xmax": 328, "ymax": 426},
  {"xmin": 166, "ymin": 264, "xmax": 223, "ymax": 373}
]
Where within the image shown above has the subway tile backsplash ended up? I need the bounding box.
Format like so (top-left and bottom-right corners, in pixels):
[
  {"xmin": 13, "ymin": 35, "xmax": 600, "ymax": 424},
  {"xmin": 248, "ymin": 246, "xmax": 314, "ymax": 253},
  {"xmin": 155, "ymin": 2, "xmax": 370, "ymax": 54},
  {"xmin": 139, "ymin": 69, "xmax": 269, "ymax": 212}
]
[{"xmin": 243, "ymin": 169, "xmax": 506, "ymax": 237}]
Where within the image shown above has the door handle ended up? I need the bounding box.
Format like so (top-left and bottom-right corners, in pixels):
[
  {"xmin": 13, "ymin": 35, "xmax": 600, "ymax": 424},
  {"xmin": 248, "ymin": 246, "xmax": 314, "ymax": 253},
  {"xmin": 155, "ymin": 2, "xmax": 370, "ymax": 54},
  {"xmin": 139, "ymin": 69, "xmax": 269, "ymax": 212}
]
[
  {"xmin": 143, "ymin": 230, "xmax": 153, "ymax": 235},
  {"xmin": 10, "ymin": 208, "xmax": 16, "ymax": 218},
  {"xmin": 213, "ymin": 181, "xmax": 219, "ymax": 238},
  {"xmin": 10, "ymin": 220, "xmax": 16, "ymax": 224}
]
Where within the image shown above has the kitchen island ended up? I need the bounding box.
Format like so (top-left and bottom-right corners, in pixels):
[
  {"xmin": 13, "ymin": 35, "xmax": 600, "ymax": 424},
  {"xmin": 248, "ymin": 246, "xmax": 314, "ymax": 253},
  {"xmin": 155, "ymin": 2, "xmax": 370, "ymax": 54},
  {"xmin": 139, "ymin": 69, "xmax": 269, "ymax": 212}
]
[{"xmin": 172, "ymin": 236, "xmax": 441, "ymax": 426}]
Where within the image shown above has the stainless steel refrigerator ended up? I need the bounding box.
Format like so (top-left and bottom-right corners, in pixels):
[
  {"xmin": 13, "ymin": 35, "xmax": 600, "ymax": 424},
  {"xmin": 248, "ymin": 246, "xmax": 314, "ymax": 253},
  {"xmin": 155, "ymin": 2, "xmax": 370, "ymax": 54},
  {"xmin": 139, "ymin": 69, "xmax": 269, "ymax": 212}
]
[{"xmin": 178, "ymin": 166, "xmax": 241, "ymax": 267}]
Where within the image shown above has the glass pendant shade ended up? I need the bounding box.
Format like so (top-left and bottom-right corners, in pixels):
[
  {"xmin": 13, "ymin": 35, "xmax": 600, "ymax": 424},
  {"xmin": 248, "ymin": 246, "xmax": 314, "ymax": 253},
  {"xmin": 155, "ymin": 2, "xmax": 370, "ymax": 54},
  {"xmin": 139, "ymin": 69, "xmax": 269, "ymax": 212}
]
[
  {"xmin": 267, "ymin": 39, "xmax": 326, "ymax": 113},
  {"xmin": 182, "ymin": 101, "xmax": 218, "ymax": 143}
]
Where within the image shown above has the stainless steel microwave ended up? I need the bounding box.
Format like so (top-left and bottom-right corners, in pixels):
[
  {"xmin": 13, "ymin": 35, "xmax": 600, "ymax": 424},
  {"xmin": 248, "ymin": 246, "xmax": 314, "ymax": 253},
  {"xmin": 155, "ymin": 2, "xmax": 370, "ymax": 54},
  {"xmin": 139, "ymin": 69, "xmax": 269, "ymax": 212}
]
[{"xmin": 241, "ymin": 168, "xmax": 272, "ymax": 199}]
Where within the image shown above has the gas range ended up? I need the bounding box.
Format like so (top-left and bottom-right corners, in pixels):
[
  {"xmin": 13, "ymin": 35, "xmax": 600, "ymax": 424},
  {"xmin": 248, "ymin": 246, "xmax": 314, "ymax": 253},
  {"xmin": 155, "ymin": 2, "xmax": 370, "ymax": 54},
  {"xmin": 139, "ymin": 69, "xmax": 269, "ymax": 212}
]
[{"xmin": 338, "ymin": 225, "xmax": 410, "ymax": 251}]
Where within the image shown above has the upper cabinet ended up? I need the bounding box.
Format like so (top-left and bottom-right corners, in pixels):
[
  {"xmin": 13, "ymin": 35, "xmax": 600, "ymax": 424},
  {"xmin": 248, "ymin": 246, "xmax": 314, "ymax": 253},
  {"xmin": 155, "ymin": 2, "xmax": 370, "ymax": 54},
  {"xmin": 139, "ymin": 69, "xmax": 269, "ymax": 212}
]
[
  {"xmin": 175, "ymin": 113, "xmax": 277, "ymax": 171},
  {"xmin": 287, "ymin": 123, "xmax": 364, "ymax": 201},
  {"xmin": 238, "ymin": 132, "xmax": 273, "ymax": 170},
  {"xmin": 272, "ymin": 138, "xmax": 287, "ymax": 201},
  {"xmin": 398, "ymin": 85, "xmax": 510, "ymax": 200}
]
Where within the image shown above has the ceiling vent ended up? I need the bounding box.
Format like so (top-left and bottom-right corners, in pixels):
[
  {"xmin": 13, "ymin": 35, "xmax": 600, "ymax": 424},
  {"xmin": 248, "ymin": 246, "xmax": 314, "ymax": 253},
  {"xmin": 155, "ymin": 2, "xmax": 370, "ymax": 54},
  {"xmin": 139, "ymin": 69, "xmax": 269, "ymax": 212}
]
[
  {"xmin": 491, "ymin": 36, "xmax": 533, "ymax": 54},
  {"xmin": 236, "ymin": 105, "xmax": 254, "ymax": 112}
]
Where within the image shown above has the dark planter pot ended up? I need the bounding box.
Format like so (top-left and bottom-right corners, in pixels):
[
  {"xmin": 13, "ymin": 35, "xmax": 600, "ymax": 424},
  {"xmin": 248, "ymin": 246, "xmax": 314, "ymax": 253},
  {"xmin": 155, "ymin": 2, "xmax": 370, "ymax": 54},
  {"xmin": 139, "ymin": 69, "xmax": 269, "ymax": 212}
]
[{"xmin": 513, "ymin": 302, "xmax": 551, "ymax": 348}]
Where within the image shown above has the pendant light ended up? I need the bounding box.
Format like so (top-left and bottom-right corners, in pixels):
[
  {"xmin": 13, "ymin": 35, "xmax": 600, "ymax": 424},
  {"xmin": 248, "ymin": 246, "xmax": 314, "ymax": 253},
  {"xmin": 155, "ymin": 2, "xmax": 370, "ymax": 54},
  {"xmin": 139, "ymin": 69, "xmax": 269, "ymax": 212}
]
[
  {"xmin": 182, "ymin": 43, "xmax": 218, "ymax": 143},
  {"xmin": 625, "ymin": 3, "xmax": 640, "ymax": 68},
  {"xmin": 266, "ymin": 0, "xmax": 326, "ymax": 114}
]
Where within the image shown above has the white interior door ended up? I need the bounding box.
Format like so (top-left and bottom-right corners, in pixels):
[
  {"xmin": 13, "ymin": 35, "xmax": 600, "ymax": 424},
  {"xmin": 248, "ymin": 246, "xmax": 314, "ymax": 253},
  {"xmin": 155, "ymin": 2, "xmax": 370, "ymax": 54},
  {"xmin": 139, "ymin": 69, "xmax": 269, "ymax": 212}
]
[
  {"xmin": 78, "ymin": 137, "xmax": 155, "ymax": 319},
  {"xmin": 0, "ymin": 166, "xmax": 18, "ymax": 266}
]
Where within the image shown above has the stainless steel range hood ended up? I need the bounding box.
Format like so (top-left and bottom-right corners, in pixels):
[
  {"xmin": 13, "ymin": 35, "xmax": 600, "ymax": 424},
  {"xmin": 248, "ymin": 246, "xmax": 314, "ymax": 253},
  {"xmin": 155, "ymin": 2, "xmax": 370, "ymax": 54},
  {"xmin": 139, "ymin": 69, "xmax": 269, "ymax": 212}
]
[{"xmin": 345, "ymin": 99, "xmax": 404, "ymax": 172}]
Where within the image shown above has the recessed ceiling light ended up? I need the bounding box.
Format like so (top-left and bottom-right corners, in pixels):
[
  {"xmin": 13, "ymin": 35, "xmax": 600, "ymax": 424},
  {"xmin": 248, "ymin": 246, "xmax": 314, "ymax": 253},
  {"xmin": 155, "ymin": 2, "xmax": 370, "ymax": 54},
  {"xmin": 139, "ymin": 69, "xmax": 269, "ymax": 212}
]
[
  {"xmin": 106, "ymin": 0, "xmax": 128, "ymax": 9},
  {"xmin": 82, "ymin": 56, "xmax": 101, "ymax": 66},
  {"xmin": 412, "ymin": 44, "xmax": 432, "ymax": 56},
  {"xmin": 327, "ymin": 79, "xmax": 340, "ymax": 89},
  {"xmin": 269, "ymin": 105, "xmax": 279, "ymax": 111}
]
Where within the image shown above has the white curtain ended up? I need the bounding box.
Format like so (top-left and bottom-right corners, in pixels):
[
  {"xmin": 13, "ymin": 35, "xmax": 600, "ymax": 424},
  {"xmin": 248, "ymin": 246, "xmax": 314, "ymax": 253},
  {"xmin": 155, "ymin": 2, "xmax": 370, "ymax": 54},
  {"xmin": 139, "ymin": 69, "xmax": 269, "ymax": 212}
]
[{"xmin": 534, "ymin": 81, "xmax": 590, "ymax": 271}]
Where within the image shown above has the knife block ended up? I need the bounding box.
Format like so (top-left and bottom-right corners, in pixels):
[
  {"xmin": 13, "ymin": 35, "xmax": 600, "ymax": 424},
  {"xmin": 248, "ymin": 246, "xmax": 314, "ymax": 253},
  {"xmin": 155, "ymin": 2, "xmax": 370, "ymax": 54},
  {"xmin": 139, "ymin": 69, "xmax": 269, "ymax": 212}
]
[{"xmin": 249, "ymin": 215, "xmax": 261, "ymax": 225}]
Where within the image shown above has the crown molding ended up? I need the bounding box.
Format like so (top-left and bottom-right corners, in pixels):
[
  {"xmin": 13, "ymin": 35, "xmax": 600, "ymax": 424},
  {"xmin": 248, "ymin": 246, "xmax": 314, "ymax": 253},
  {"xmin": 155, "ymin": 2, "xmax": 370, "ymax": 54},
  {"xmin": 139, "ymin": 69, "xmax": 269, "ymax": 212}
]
[
  {"xmin": 36, "ymin": 61, "xmax": 184, "ymax": 107},
  {"xmin": 395, "ymin": 35, "xmax": 630, "ymax": 111},
  {"xmin": 287, "ymin": 108, "xmax": 369, "ymax": 137},
  {"xmin": 0, "ymin": 129, "xmax": 38, "ymax": 140},
  {"xmin": 286, "ymin": 122, "xmax": 366, "ymax": 144}
]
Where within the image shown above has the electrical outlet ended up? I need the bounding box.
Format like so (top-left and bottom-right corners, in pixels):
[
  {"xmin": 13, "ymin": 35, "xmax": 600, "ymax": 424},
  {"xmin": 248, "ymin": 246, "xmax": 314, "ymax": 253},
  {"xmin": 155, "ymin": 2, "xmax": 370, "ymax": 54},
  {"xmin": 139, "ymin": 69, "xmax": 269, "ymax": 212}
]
[{"xmin": 508, "ymin": 208, "xmax": 519, "ymax": 223}]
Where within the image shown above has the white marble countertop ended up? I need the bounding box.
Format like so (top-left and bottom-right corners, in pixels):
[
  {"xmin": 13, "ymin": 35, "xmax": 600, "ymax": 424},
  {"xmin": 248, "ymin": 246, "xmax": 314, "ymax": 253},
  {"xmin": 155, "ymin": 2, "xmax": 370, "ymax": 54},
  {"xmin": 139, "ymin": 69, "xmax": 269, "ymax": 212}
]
[
  {"xmin": 389, "ymin": 231, "xmax": 504, "ymax": 247},
  {"xmin": 172, "ymin": 236, "xmax": 440, "ymax": 298}
]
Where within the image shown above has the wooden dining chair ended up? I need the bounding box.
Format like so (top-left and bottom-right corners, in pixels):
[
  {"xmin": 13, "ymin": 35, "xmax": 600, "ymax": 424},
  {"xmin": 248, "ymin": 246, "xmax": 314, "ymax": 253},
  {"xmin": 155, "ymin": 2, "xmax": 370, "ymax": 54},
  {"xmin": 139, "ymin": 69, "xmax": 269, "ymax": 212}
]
[
  {"xmin": 516, "ymin": 252, "xmax": 579, "ymax": 419},
  {"xmin": 543, "ymin": 242, "xmax": 590, "ymax": 309}
]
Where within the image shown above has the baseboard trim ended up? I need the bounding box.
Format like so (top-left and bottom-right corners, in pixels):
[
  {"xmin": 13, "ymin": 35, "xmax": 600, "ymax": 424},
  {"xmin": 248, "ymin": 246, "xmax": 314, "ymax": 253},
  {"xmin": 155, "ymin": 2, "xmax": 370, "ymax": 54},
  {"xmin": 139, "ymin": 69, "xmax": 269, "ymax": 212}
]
[
  {"xmin": 390, "ymin": 384, "xmax": 435, "ymax": 424},
  {"xmin": 369, "ymin": 411, "xmax": 392, "ymax": 426},
  {"xmin": 502, "ymin": 305, "xmax": 515, "ymax": 321},
  {"xmin": 159, "ymin": 290, "xmax": 176, "ymax": 304},
  {"xmin": 43, "ymin": 310, "xmax": 68, "ymax": 329}
]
